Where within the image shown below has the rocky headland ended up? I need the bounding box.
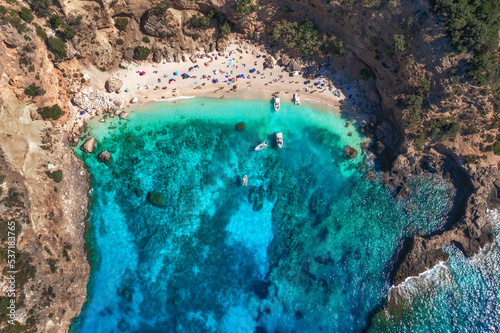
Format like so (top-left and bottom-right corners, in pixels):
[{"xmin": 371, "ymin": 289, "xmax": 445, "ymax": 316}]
[{"xmin": 0, "ymin": 0, "xmax": 499, "ymax": 331}]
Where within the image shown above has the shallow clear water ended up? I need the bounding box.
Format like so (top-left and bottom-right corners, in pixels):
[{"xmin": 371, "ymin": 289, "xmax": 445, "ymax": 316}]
[{"xmin": 73, "ymin": 98, "xmax": 456, "ymax": 332}]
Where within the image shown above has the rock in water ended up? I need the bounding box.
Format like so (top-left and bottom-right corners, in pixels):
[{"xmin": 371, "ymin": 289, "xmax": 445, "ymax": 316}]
[
  {"xmin": 344, "ymin": 145, "xmax": 358, "ymax": 159},
  {"xmin": 82, "ymin": 137, "xmax": 97, "ymax": 153},
  {"xmin": 119, "ymin": 112, "xmax": 129, "ymax": 119},
  {"xmin": 105, "ymin": 78, "xmax": 123, "ymax": 93},
  {"xmin": 236, "ymin": 122, "xmax": 246, "ymax": 131},
  {"xmin": 98, "ymin": 151, "xmax": 111, "ymax": 163},
  {"xmin": 395, "ymin": 184, "xmax": 411, "ymax": 200},
  {"xmin": 147, "ymin": 192, "xmax": 166, "ymax": 207}
]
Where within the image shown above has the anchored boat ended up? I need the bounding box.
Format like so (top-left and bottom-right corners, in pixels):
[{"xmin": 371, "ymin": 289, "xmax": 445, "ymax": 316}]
[
  {"xmin": 274, "ymin": 96, "xmax": 280, "ymax": 112},
  {"xmin": 276, "ymin": 132, "xmax": 283, "ymax": 148},
  {"xmin": 294, "ymin": 93, "xmax": 300, "ymax": 105},
  {"xmin": 242, "ymin": 175, "xmax": 248, "ymax": 186},
  {"xmin": 255, "ymin": 141, "xmax": 268, "ymax": 151}
]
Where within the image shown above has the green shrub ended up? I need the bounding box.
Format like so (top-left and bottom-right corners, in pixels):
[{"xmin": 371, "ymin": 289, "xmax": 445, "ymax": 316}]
[
  {"xmin": 134, "ymin": 46, "xmax": 150, "ymax": 59},
  {"xmin": 420, "ymin": 78, "xmax": 431, "ymax": 92},
  {"xmin": 235, "ymin": 0, "xmax": 259, "ymax": 14},
  {"xmin": 50, "ymin": 14, "xmax": 62, "ymax": 28},
  {"xmin": 47, "ymin": 36, "xmax": 67, "ymax": 59},
  {"xmin": 219, "ymin": 21, "xmax": 231, "ymax": 37},
  {"xmin": 190, "ymin": 14, "xmax": 210, "ymax": 30},
  {"xmin": 62, "ymin": 24, "xmax": 75, "ymax": 38},
  {"xmin": 37, "ymin": 104, "xmax": 62, "ymax": 120},
  {"xmin": 114, "ymin": 17, "xmax": 128, "ymax": 31},
  {"xmin": 393, "ymin": 34, "xmax": 408, "ymax": 52},
  {"xmin": 142, "ymin": 36, "xmax": 150, "ymax": 43},
  {"xmin": 360, "ymin": 68, "xmax": 373, "ymax": 80},
  {"xmin": 34, "ymin": 23, "xmax": 47, "ymax": 39},
  {"xmin": 24, "ymin": 84, "xmax": 46, "ymax": 98},
  {"xmin": 30, "ymin": 0, "xmax": 51, "ymax": 17},
  {"xmin": 154, "ymin": 0, "xmax": 170, "ymax": 15},
  {"xmin": 464, "ymin": 155, "xmax": 479, "ymax": 164},
  {"xmin": 270, "ymin": 19, "xmax": 343, "ymax": 56},
  {"xmin": 46, "ymin": 170, "xmax": 62, "ymax": 182},
  {"xmin": 405, "ymin": 94, "xmax": 423, "ymax": 128},
  {"xmin": 0, "ymin": 6, "xmax": 7, "ymax": 15},
  {"xmin": 19, "ymin": 7, "xmax": 34, "ymax": 23}
]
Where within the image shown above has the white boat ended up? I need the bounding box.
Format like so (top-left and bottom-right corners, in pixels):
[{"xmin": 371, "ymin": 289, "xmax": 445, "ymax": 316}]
[
  {"xmin": 274, "ymin": 96, "xmax": 280, "ymax": 112},
  {"xmin": 242, "ymin": 175, "xmax": 248, "ymax": 186},
  {"xmin": 294, "ymin": 93, "xmax": 300, "ymax": 105},
  {"xmin": 255, "ymin": 141, "xmax": 268, "ymax": 151},
  {"xmin": 276, "ymin": 132, "xmax": 283, "ymax": 148}
]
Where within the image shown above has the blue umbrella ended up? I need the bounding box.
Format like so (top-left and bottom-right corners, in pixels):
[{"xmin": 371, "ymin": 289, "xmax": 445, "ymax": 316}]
[{"xmin": 173, "ymin": 71, "xmax": 178, "ymax": 75}]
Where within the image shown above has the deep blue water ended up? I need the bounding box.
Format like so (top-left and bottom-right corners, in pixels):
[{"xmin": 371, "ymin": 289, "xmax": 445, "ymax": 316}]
[{"xmin": 72, "ymin": 98, "xmax": 467, "ymax": 332}]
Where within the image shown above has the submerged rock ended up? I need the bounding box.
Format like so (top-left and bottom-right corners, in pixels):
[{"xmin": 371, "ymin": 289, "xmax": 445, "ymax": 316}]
[
  {"xmin": 119, "ymin": 112, "xmax": 129, "ymax": 119},
  {"xmin": 344, "ymin": 145, "xmax": 358, "ymax": 159},
  {"xmin": 98, "ymin": 151, "xmax": 111, "ymax": 164},
  {"xmin": 236, "ymin": 122, "xmax": 246, "ymax": 131},
  {"xmin": 395, "ymin": 184, "xmax": 411, "ymax": 200},
  {"xmin": 147, "ymin": 192, "xmax": 166, "ymax": 207},
  {"xmin": 82, "ymin": 137, "xmax": 97, "ymax": 153}
]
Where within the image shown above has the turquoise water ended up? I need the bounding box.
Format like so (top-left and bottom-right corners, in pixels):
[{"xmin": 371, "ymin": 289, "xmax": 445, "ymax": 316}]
[{"xmin": 73, "ymin": 98, "xmax": 456, "ymax": 332}]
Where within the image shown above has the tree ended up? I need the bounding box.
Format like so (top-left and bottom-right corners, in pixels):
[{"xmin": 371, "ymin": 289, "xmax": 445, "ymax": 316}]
[
  {"xmin": 38, "ymin": 105, "xmax": 62, "ymax": 120},
  {"xmin": 24, "ymin": 84, "xmax": 46, "ymax": 98},
  {"xmin": 19, "ymin": 7, "xmax": 34, "ymax": 23},
  {"xmin": 190, "ymin": 15, "xmax": 210, "ymax": 30},
  {"xmin": 30, "ymin": 0, "xmax": 52, "ymax": 17},
  {"xmin": 114, "ymin": 17, "xmax": 128, "ymax": 31},
  {"xmin": 50, "ymin": 14, "xmax": 63, "ymax": 28},
  {"xmin": 219, "ymin": 21, "xmax": 231, "ymax": 37},
  {"xmin": 62, "ymin": 24, "xmax": 75, "ymax": 39},
  {"xmin": 393, "ymin": 34, "xmax": 407, "ymax": 52},
  {"xmin": 47, "ymin": 37, "xmax": 67, "ymax": 59},
  {"xmin": 134, "ymin": 46, "xmax": 150, "ymax": 60}
]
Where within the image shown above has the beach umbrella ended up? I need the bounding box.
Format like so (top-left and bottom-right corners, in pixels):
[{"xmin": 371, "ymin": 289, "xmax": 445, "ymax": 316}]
[
  {"xmin": 140, "ymin": 71, "xmax": 145, "ymax": 76},
  {"xmin": 215, "ymin": 79, "xmax": 219, "ymax": 83},
  {"xmin": 173, "ymin": 71, "xmax": 178, "ymax": 75},
  {"xmin": 81, "ymin": 111, "xmax": 86, "ymax": 115},
  {"xmin": 204, "ymin": 62, "xmax": 210, "ymax": 67}
]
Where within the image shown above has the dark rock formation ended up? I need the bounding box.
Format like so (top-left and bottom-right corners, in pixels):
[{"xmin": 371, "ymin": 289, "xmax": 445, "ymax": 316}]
[
  {"xmin": 141, "ymin": 9, "xmax": 181, "ymax": 38},
  {"xmin": 344, "ymin": 145, "xmax": 358, "ymax": 159},
  {"xmin": 391, "ymin": 145, "xmax": 496, "ymax": 285},
  {"xmin": 236, "ymin": 122, "xmax": 246, "ymax": 131}
]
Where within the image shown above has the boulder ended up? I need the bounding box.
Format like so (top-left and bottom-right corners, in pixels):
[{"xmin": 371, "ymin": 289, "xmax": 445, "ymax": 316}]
[
  {"xmin": 105, "ymin": 78, "xmax": 123, "ymax": 93},
  {"xmin": 287, "ymin": 59, "xmax": 302, "ymax": 72},
  {"xmin": 98, "ymin": 151, "xmax": 111, "ymax": 163},
  {"xmin": 344, "ymin": 145, "xmax": 358, "ymax": 159},
  {"xmin": 395, "ymin": 184, "xmax": 411, "ymax": 200},
  {"xmin": 147, "ymin": 192, "xmax": 166, "ymax": 207},
  {"xmin": 119, "ymin": 112, "xmax": 129, "ymax": 119},
  {"xmin": 130, "ymin": 97, "xmax": 138, "ymax": 104},
  {"xmin": 264, "ymin": 56, "xmax": 276, "ymax": 69},
  {"xmin": 119, "ymin": 62, "xmax": 128, "ymax": 69},
  {"xmin": 82, "ymin": 137, "xmax": 97, "ymax": 153},
  {"xmin": 216, "ymin": 39, "xmax": 228, "ymax": 52},
  {"xmin": 123, "ymin": 48, "xmax": 134, "ymax": 61},
  {"xmin": 189, "ymin": 54, "xmax": 197, "ymax": 63}
]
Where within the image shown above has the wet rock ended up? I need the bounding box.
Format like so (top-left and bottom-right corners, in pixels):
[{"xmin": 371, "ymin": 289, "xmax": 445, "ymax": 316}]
[
  {"xmin": 146, "ymin": 192, "xmax": 166, "ymax": 207},
  {"xmin": 119, "ymin": 112, "xmax": 129, "ymax": 119},
  {"xmin": 344, "ymin": 145, "xmax": 358, "ymax": 159},
  {"xmin": 117, "ymin": 319, "xmax": 129, "ymax": 332},
  {"xmin": 366, "ymin": 171, "xmax": 376, "ymax": 180},
  {"xmin": 395, "ymin": 184, "xmax": 411, "ymax": 200},
  {"xmin": 98, "ymin": 151, "xmax": 111, "ymax": 164},
  {"xmin": 375, "ymin": 141, "xmax": 385, "ymax": 155},
  {"xmin": 81, "ymin": 137, "xmax": 97, "ymax": 153},
  {"xmin": 105, "ymin": 78, "xmax": 123, "ymax": 93}
]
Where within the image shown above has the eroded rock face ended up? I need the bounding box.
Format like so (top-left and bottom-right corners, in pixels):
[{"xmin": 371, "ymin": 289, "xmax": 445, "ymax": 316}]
[
  {"xmin": 82, "ymin": 137, "xmax": 97, "ymax": 153},
  {"xmin": 142, "ymin": 9, "xmax": 181, "ymax": 38}
]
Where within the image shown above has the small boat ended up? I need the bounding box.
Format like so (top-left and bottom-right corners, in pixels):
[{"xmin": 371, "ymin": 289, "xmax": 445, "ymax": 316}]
[
  {"xmin": 242, "ymin": 175, "xmax": 248, "ymax": 186},
  {"xmin": 274, "ymin": 96, "xmax": 280, "ymax": 112},
  {"xmin": 255, "ymin": 141, "xmax": 268, "ymax": 151},
  {"xmin": 294, "ymin": 93, "xmax": 300, "ymax": 105},
  {"xmin": 276, "ymin": 132, "xmax": 283, "ymax": 148}
]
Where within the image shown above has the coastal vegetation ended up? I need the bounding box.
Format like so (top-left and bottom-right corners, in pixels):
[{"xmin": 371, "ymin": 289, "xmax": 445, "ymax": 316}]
[
  {"xmin": 46, "ymin": 170, "xmax": 63, "ymax": 183},
  {"xmin": 134, "ymin": 46, "xmax": 151, "ymax": 60},
  {"xmin": 235, "ymin": 0, "xmax": 259, "ymax": 14},
  {"xmin": 24, "ymin": 84, "xmax": 45, "ymax": 98},
  {"xmin": 47, "ymin": 36, "xmax": 67, "ymax": 59},
  {"xmin": 190, "ymin": 14, "xmax": 210, "ymax": 30},
  {"xmin": 37, "ymin": 104, "xmax": 62, "ymax": 120},
  {"xmin": 114, "ymin": 17, "xmax": 128, "ymax": 31},
  {"xmin": 270, "ymin": 19, "xmax": 343, "ymax": 56},
  {"xmin": 50, "ymin": 14, "xmax": 62, "ymax": 28}
]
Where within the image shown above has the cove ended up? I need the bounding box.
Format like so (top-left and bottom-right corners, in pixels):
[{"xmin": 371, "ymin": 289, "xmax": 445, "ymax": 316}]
[{"xmin": 72, "ymin": 97, "xmax": 455, "ymax": 332}]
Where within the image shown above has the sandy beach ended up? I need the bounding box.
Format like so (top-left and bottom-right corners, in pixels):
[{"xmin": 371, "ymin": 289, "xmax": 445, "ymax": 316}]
[{"xmin": 72, "ymin": 40, "xmax": 371, "ymax": 130}]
